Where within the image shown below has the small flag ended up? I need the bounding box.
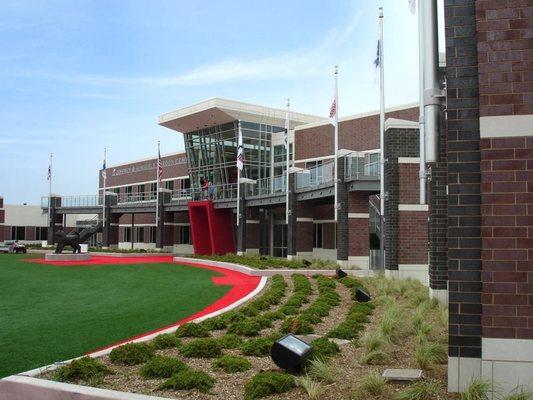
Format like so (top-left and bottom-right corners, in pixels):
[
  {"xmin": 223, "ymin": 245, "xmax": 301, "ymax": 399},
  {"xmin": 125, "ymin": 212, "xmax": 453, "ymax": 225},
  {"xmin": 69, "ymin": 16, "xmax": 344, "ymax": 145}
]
[
  {"xmin": 408, "ymin": 0, "xmax": 416, "ymax": 15},
  {"xmin": 285, "ymin": 100, "xmax": 290, "ymax": 151},
  {"xmin": 157, "ymin": 145, "xmax": 163, "ymax": 183},
  {"xmin": 101, "ymin": 157, "xmax": 107, "ymax": 180},
  {"xmin": 328, "ymin": 97, "xmax": 337, "ymax": 126},
  {"xmin": 237, "ymin": 131, "xmax": 244, "ymax": 171},
  {"xmin": 47, "ymin": 164, "xmax": 51, "ymax": 181},
  {"xmin": 374, "ymin": 40, "xmax": 381, "ymax": 69}
]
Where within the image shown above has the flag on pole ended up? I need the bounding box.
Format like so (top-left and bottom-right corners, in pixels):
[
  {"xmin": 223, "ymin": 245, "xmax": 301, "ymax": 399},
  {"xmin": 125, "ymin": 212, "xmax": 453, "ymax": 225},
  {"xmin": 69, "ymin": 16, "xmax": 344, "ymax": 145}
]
[
  {"xmin": 237, "ymin": 129, "xmax": 244, "ymax": 171},
  {"xmin": 328, "ymin": 97, "xmax": 337, "ymax": 126},
  {"xmin": 284, "ymin": 102, "xmax": 290, "ymax": 150},
  {"xmin": 374, "ymin": 40, "xmax": 381, "ymax": 69},
  {"xmin": 157, "ymin": 144, "xmax": 163, "ymax": 183},
  {"xmin": 101, "ymin": 155, "xmax": 107, "ymax": 180},
  {"xmin": 47, "ymin": 156, "xmax": 52, "ymax": 181},
  {"xmin": 408, "ymin": 0, "xmax": 416, "ymax": 15}
]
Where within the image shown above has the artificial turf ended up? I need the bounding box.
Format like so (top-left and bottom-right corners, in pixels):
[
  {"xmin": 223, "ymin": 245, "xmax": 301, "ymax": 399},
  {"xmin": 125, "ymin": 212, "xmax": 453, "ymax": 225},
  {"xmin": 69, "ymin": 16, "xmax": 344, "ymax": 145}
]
[{"xmin": 0, "ymin": 254, "xmax": 230, "ymax": 378}]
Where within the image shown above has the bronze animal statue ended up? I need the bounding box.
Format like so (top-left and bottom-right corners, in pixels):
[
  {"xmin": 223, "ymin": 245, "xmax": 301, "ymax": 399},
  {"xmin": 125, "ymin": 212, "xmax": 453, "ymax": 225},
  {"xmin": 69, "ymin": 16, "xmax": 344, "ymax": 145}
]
[{"xmin": 55, "ymin": 221, "xmax": 103, "ymax": 254}]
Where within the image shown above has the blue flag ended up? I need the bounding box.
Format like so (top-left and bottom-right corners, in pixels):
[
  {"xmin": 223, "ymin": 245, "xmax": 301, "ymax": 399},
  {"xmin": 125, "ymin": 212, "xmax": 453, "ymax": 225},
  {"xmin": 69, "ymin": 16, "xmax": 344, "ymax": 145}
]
[{"xmin": 374, "ymin": 40, "xmax": 380, "ymax": 69}]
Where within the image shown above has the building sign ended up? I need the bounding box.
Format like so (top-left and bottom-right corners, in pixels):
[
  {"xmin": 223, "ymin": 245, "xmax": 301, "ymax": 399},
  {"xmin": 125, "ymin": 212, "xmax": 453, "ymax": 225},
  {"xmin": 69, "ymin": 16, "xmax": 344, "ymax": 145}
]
[{"xmin": 111, "ymin": 157, "xmax": 187, "ymax": 177}]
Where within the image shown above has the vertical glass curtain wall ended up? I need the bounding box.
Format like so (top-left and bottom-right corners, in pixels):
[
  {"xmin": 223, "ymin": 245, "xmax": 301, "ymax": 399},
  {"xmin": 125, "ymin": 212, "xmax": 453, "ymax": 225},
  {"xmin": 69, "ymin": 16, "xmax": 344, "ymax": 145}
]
[{"xmin": 184, "ymin": 121, "xmax": 283, "ymax": 195}]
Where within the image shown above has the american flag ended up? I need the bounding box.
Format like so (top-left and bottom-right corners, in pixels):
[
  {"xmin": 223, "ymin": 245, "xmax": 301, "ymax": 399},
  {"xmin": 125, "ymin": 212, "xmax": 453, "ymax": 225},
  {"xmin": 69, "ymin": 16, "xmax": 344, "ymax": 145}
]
[
  {"xmin": 408, "ymin": 0, "xmax": 416, "ymax": 15},
  {"xmin": 47, "ymin": 164, "xmax": 51, "ymax": 181},
  {"xmin": 157, "ymin": 145, "xmax": 163, "ymax": 183},
  {"xmin": 328, "ymin": 97, "xmax": 337, "ymax": 126},
  {"xmin": 374, "ymin": 40, "xmax": 381, "ymax": 69},
  {"xmin": 101, "ymin": 158, "xmax": 107, "ymax": 180}
]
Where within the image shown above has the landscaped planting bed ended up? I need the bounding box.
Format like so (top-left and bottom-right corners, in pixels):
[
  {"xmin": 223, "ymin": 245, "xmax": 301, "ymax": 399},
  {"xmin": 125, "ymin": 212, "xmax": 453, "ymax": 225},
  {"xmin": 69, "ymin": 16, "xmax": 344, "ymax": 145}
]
[
  {"xmin": 41, "ymin": 274, "xmax": 454, "ymax": 400},
  {"xmin": 188, "ymin": 253, "xmax": 340, "ymax": 270}
]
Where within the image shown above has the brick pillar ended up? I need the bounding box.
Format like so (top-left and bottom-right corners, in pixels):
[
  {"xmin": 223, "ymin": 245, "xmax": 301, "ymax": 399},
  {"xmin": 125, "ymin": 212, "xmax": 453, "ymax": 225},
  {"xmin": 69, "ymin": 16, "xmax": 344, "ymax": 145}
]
[
  {"xmin": 348, "ymin": 192, "xmax": 371, "ymax": 269},
  {"xmin": 237, "ymin": 184, "xmax": 247, "ymax": 255},
  {"xmin": 47, "ymin": 196, "xmax": 62, "ymax": 245},
  {"xmin": 445, "ymin": 0, "xmax": 482, "ymax": 392},
  {"xmin": 156, "ymin": 189, "xmax": 171, "ymax": 249},
  {"xmin": 428, "ymin": 111, "xmax": 448, "ymax": 303},
  {"xmin": 336, "ymin": 156, "xmax": 349, "ymax": 266},
  {"xmin": 286, "ymin": 174, "xmax": 297, "ymax": 259},
  {"xmin": 102, "ymin": 192, "xmax": 118, "ymax": 248},
  {"xmin": 245, "ymin": 207, "xmax": 260, "ymax": 253}
]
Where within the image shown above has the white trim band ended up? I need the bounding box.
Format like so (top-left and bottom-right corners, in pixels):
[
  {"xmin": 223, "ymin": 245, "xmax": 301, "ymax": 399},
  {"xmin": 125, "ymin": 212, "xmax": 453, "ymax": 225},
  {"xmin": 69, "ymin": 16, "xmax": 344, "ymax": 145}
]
[
  {"xmin": 348, "ymin": 213, "xmax": 370, "ymax": 219},
  {"xmin": 296, "ymin": 217, "xmax": 314, "ymax": 222},
  {"xmin": 398, "ymin": 157, "xmax": 421, "ymax": 164},
  {"xmin": 480, "ymin": 115, "xmax": 533, "ymax": 138},
  {"xmin": 399, "ymin": 204, "xmax": 429, "ymax": 211}
]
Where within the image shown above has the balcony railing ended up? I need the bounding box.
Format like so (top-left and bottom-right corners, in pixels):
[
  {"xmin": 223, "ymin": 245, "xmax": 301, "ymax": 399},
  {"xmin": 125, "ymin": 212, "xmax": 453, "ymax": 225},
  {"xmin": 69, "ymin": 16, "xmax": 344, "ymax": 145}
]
[
  {"xmin": 295, "ymin": 160, "xmax": 335, "ymax": 190},
  {"xmin": 41, "ymin": 195, "xmax": 103, "ymax": 208},
  {"xmin": 344, "ymin": 151, "xmax": 381, "ymax": 180},
  {"xmin": 116, "ymin": 191, "xmax": 157, "ymax": 204},
  {"xmin": 246, "ymin": 174, "xmax": 286, "ymax": 197}
]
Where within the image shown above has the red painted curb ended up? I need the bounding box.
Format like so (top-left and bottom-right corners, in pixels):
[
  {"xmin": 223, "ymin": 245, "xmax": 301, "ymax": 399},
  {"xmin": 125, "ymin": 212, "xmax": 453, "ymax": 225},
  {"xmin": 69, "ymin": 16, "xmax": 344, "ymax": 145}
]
[{"xmin": 27, "ymin": 255, "xmax": 261, "ymax": 354}]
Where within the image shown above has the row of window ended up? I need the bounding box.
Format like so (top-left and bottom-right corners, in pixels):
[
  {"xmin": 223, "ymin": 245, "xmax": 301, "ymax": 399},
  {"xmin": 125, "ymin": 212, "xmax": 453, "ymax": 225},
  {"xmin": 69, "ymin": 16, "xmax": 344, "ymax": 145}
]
[
  {"xmin": 122, "ymin": 225, "xmax": 191, "ymax": 245},
  {"xmin": 312, "ymin": 223, "xmax": 336, "ymax": 249},
  {"xmin": 10, "ymin": 226, "xmax": 48, "ymax": 241},
  {"xmin": 110, "ymin": 178, "xmax": 191, "ymax": 197}
]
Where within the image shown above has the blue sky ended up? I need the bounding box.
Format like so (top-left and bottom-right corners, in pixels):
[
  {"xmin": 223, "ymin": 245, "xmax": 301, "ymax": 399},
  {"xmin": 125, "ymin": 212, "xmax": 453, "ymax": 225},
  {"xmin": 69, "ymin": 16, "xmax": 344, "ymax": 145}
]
[{"xmin": 0, "ymin": 0, "xmax": 444, "ymax": 204}]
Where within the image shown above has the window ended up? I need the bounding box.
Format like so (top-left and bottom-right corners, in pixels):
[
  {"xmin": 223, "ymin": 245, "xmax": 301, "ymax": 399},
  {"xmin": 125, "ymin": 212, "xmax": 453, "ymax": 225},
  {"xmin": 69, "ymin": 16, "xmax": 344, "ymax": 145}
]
[
  {"xmin": 137, "ymin": 184, "xmax": 145, "ymax": 201},
  {"xmin": 125, "ymin": 186, "xmax": 132, "ymax": 202},
  {"xmin": 11, "ymin": 226, "xmax": 25, "ymax": 241},
  {"xmin": 177, "ymin": 225, "xmax": 190, "ymax": 245},
  {"xmin": 149, "ymin": 226, "xmax": 157, "ymax": 243},
  {"xmin": 164, "ymin": 180, "xmax": 174, "ymax": 191},
  {"xmin": 273, "ymin": 144, "xmax": 293, "ymax": 163},
  {"xmin": 36, "ymin": 227, "xmax": 48, "ymax": 240},
  {"xmin": 150, "ymin": 182, "xmax": 157, "ymax": 200},
  {"xmin": 113, "ymin": 187, "xmax": 120, "ymax": 195},
  {"xmin": 136, "ymin": 227, "xmax": 144, "ymax": 243},
  {"xmin": 306, "ymin": 160, "xmax": 324, "ymax": 185},
  {"xmin": 124, "ymin": 226, "xmax": 132, "ymax": 242},
  {"xmin": 313, "ymin": 223, "xmax": 323, "ymax": 248},
  {"xmin": 182, "ymin": 178, "xmax": 191, "ymax": 189}
]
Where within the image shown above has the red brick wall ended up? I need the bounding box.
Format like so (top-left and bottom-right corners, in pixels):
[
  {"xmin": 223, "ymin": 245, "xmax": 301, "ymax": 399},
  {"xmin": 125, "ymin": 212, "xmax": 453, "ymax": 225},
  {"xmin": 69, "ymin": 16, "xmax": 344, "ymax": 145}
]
[
  {"xmin": 323, "ymin": 223, "xmax": 336, "ymax": 249},
  {"xmin": 481, "ymin": 136, "xmax": 533, "ymax": 339},
  {"xmin": 0, "ymin": 209, "xmax": 4, "ymax": 224},
  {"xmin": 399, "ymin": 164, "xmax": 421, "ymax": 204},
  {"xmin": 100, "ymin": 153, "xmax": 188, "ymax": 188},
  {"xmin": 398, "ymin": 212, "xmax": 428, "ymax": 264},
  {"xmin": 349, "ymin": 219, "xmax": 369, "ymax": 257},
  {"xmin": 119, "ymin": 213, "xmax": 155, "ymax": 225},
  {"xmin": 295, "ymin": 107, "xmax": 418, "ymax": 160},
  {"xmin": 476, "ymin": 1, "xmax": 533, "ymax": 116}
]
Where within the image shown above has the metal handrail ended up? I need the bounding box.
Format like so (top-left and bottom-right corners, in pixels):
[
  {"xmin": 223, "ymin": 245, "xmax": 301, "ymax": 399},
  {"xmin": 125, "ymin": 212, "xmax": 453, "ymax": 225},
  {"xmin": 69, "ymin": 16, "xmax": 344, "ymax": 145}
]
[
  {"xmin": 117, "ymin": 191, "xmax": 157, "ymax": 204},
  {"xmin": 295, "ymin": 160, "xmax": 335, "ymax": 190},
  {"xmin": 344, "ymin": 151, "xmax": 381, "ymax": 180}
]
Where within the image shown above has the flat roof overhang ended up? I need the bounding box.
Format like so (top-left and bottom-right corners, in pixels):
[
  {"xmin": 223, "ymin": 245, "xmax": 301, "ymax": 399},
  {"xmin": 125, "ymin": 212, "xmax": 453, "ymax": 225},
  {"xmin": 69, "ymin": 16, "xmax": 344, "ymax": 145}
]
[{"xmin": 158, "ymin": 98, "xmax": 323, "ymax": 134}]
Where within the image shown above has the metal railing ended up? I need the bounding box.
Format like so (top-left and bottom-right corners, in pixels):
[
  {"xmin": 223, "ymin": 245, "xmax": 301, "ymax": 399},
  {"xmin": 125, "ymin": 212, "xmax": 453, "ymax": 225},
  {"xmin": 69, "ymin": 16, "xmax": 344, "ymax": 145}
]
[
  {"xmin": 117, "ymin": 191, "xmax": 157, "ymax": 204},
  {"xmin": 41, "ymin": 195, "xmax": 102, "ymax": 208},
  {"xmin": 344, "ymin": 151, "xmax": 381, "ymax": 180},
  {"xmin": 171, "ymin": 188, "xmax": 192, "ymax": 199},
  {"xmin": 295, "ymin": 160, "xmax": 335, "ymax": 190},
  {"xmin": 247, "ymin": 174, "xmax": 286, "ymax": 197}
]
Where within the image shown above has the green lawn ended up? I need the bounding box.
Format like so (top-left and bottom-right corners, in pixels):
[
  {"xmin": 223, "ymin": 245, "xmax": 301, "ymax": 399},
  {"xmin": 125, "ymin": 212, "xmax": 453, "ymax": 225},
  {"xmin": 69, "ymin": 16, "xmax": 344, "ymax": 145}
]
[{"xmin": 0, "ymin": 255, "xmax": 230, "ymax": 378}]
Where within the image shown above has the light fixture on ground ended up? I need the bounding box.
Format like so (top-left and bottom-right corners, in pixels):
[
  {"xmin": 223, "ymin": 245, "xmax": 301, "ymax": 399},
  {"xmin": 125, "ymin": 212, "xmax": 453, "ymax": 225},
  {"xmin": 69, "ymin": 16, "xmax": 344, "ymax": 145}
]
[
  {"xmin": 355, "ymin": 287, "xmax": 371, "ymax": 302},
  {"xmin": 336, "ymin": 268, "xmax": 347, "ymax": 278},
  {"xmin": 270, "ymin": 334, "xmax": 313, "ymax": 371}
]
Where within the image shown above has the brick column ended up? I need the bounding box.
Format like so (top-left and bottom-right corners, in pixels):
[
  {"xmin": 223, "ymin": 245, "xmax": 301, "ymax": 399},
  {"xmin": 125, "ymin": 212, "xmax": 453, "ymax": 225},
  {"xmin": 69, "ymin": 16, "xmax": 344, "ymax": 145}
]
[
  {"xmin": 286, "ymin": 174, "xmax": 297, "ymax": 259},
  {"xmin": 348, "ymin": 192, "xmax": 371, "ymax": 269},
  {"xmin": 236, "ymin": 184, "xmax": 247, "ymax": 255},
  {"xmin": 47, "ymin": 196, "xmax": 62, "ymax": 245},
  {"xmin": 336, "ymin": 156, "xmax": 349, "ymax": 266},
  {"xmin": 245, "ymin": 207, "xmax": 260, "ymax": 254},
  {"xmin": 445, "ymin": 0, "xmax": 482, "ymax": 392},
  {"xmin": 102, "ymin": 192, "xmax": 117, "ymax": 248},
  {"xmin": 156, "ymin": 189, "xmax": 171, "ymax": 249}
]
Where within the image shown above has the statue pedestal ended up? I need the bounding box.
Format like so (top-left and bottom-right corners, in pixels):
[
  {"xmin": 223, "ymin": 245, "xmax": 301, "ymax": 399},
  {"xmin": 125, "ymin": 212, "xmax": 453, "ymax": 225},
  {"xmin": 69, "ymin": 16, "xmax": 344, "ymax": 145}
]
[{"xmin": 45, "ymin": 253, "xmax": 92, "ymax": 262}]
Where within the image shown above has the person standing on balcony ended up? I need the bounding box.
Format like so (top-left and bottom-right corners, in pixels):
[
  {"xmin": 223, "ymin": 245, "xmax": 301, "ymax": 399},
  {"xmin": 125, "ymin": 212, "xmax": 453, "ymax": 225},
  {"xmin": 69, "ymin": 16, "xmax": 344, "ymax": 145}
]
[{"xmin": 208, "ymin": 179, "xmax": 215, "ymax": 200}]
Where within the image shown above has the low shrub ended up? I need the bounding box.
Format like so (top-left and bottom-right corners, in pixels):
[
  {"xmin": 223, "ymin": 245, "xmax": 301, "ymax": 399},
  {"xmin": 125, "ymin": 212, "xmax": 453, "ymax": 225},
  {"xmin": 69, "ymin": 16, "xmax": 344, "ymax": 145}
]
[
  {"xmin": 327, "ymin": 302, "xmax": 374, "ymax": 340},
  {"xmin": 459, "ymin": 379, "xmax": 491, "ymax": 400},
  {"xmin": 175, "ymin": 322, "xmax": 210, "ymax": 338},
  {"xmin": 54, "ymin": 357, "xmax": 110, "ymax": 384},
  {"xmin": 180, "ymin": 338, "xmax": 222, "ymax": 358},
  {"xmin": 361, "ymin": 349, "xmax": 389, "ymax": 365},
  {"xmin": 109, "ymin": 343, "xmax": 154, "ymax": 365},
  {"xmin": 152, "ymin": 333, "xmax": 181, "ymax": 349},
  {"xmin": 295, "ymin": 375, "xmax": 325, "ymax": 400},
  {"xmin": 212, "ymin": 354, "xmax": 252, "ymax": 373},
  {"xmin": 309, "ymin": 337, "xmax": 340, "ymax": 360},
  {"xmin": 379, "ymin": 307, "xmax": 401, "ymax": 343},
  {"xmin": 307, "ymin": 358, "xmax": 336, "ymax": 384},
  {"xmin": 502, "ymin": 387, "xmax": 533, "ymax": 400},
  {"xmin": 217, "ymin": 333, "xmax": 243, "ymax": 349},
  {"xmin": 201, "ymin": 316, "xmax": 228, "ymax": 331},
  {"xmin": 244, "ymin": 371, "xmax": 296, "ymax": 400},
  {"xmin": 189, "ymin": 253, "xmax": 309, "ymax": 270},
  {"xmin": 279, "ymin": 274, "xmax": 312, "ymax": 315},
  {"xmin": 415, "ymin": 342, "xmax": 447, "ymax": 369},
  {"xmin": 228, "ymin": 319, "xmax": 262, "ymax": 336},
  {"xmin": 361, "ymin": 332, "xmax": 385, "ymax": 353},
  {"xmin": 359, "ymin": 371, "xmax": 387, "ymax": 396},
  {"xmin": 395, "ymin": 381, "xmax": 441, "ymax": 400},
  {"xmin": 139, "ymin": 356, "xmax": 188, "ymax": 379},
  {"xmin": 240, "ymin": 335, "xmax": 281, "ymax": 357},
  {"xmin": 280, "ymin": 317, "xmax": 314, "ymax": 335},
  {"xmin": 159, "ymin": 369, "xmax": 214, "ymax": 393}
]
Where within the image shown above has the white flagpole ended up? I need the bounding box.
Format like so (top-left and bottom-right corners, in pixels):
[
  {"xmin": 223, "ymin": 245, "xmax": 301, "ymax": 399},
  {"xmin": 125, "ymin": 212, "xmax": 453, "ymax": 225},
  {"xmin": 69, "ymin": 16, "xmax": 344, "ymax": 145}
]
[
  {"xmin": 334, "ymin": 65, "xmax": 339, "ymax": 223},
  {"xmin": 48, "ymin": 153, "xmax": 52, "ymax": 227},
  {"xmin": 102, "ymin": 148, "xmax": 106, "ymax": 228},
  {"xmin": 285, "ymin": 99, "xmax": 290, "ymax": 225},
  {"xmin": 379, "ymin": 7, "xmax": 386, "ymax": 268},
  {"xmin": 418, "ymin": 0, "xmax": 426, "ymax": 205},
  {"xmin": 156, "ymin": 141, "xmax": 160, "ymax": 232},
  {"xmin": 236, "ymin": 121, "xmax": 242, "ymax": 227}
]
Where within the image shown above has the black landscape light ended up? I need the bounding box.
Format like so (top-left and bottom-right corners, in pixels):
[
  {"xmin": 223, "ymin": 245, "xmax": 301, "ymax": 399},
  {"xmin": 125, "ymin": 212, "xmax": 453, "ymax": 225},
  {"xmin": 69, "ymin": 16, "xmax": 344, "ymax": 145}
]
[
  {"xmin": 302, "ymin": 259, "xmax": 312, "ymax": 267},
  {"xmin": 271, "ymin": 334, "xmax": 313, "ymax": 370},
  {"xmin": 355, "ymin": 287, "xmax": 371, "ymax": 302},
  {"xmin": 336, "ymin": 268, "xmax": 348, "ymax": 278}
]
